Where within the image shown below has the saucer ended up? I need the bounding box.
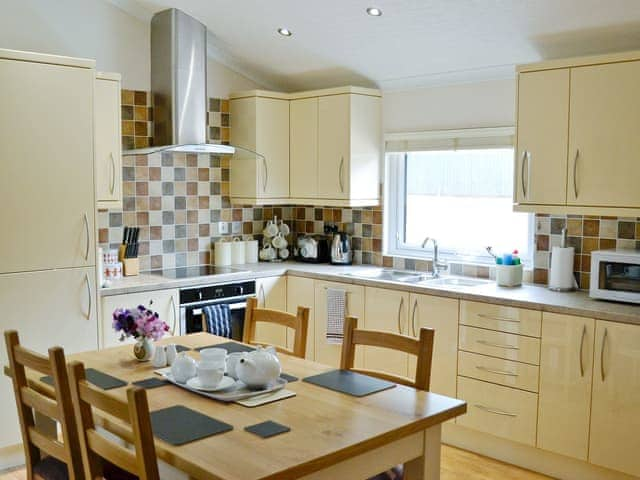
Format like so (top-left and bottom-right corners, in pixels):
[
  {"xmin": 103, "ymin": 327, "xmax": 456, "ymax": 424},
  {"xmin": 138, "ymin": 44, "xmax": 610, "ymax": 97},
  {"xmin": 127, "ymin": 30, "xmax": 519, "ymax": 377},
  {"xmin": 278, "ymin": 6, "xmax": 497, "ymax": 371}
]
[{"xmin": 187, "ymin": 375, "xmax": 235, "ymax": 392}]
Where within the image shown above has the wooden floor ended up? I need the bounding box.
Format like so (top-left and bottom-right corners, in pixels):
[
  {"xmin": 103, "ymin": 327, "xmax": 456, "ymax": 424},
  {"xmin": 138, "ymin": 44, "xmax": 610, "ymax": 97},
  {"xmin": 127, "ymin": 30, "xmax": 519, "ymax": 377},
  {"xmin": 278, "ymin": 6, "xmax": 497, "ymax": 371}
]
[{"xmin": 0, "ymin": 446, "xmax": 552, "ymax": 480}]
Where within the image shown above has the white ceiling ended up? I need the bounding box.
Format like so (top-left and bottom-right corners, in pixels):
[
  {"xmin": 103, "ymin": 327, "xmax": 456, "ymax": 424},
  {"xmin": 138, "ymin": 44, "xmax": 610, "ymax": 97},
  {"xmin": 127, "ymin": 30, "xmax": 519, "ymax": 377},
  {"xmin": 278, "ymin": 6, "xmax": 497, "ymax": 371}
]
[{"xmin": 112, "ymin": 0, "xmax": 640, "ymax": 91}]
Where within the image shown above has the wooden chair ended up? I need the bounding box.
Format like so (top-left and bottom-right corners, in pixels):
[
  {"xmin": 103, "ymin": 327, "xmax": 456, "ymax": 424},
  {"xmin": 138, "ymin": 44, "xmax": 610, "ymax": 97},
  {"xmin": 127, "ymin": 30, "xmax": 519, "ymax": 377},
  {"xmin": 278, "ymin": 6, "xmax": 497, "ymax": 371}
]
[
  {"xmin": 340, "ymin": 315, "xmax": 435, "ymax": 391},
  {"xmin": 242, "ymin": 296, "xmax": 310, "ymax": 358},
  {"xmin": 67, "ymin": 360, "xmax": 160, "ymax": 480},
  {"xmin": 4, "ymin": 330, "xmax": 84, "ymax": 480}
]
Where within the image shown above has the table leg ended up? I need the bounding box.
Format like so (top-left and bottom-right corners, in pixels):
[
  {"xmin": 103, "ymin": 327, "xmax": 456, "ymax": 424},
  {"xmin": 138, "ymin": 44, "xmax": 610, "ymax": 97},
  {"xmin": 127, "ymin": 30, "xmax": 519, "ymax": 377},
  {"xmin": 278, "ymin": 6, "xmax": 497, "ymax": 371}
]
[{"xmin": 404, "ymin": 423, "xmax": 442, "ymax": 480}]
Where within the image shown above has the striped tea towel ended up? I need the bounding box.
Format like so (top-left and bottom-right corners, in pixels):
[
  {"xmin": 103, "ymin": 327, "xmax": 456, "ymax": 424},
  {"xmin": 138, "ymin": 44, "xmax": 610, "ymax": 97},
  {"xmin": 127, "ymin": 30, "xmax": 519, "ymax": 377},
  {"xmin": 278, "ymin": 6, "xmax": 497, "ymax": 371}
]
[
  {"xmin": 326, "ymin": 288, "xmax": 346, "ymax": 344},
  {"xmin": 203, "ymin": 304, "xmax": 232, "ymax": 338}
]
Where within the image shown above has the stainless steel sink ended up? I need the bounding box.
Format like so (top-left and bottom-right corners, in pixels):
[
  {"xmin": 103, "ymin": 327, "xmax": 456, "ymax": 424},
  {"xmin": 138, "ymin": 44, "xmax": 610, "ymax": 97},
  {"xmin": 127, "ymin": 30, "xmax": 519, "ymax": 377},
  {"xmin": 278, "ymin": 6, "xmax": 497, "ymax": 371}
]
[
  {"xmin": 344, "ymin": 269, "xmax": 430, "ymax": 283},
  {"xmin": 418, "ymin": 277, "xmax": 490, "ymax": 288}
]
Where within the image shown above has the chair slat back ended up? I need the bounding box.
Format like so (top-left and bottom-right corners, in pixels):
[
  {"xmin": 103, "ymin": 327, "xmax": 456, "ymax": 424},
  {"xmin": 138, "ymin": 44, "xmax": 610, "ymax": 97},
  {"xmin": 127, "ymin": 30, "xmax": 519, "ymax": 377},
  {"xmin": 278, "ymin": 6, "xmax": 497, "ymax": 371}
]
[
  {"xmin": 3, "ymin": 330, "xmax": 84, "ymax": 480},
  {"xmin": 339, "ymin": 316, "xmax": 435, "ymax": 391},
  {"xmin": 68, "ymin": 361, "xmax": 160, "ymax": 480},
  {"xmin": 242, "ymin": 296, "xmax": 310, "ymax": 358}
]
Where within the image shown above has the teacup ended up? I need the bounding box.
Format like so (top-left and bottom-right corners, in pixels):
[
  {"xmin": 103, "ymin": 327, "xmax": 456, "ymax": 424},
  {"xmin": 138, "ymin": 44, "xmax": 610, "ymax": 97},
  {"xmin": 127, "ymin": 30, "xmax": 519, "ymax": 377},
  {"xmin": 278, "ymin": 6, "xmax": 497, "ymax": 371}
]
[
  {"xmin": 197, "ymin": 362, "xmax": 224, "ymax": 388},
  {"xmin": 200, "ymin": 348, "xmax": 227, "ymax": 370}
]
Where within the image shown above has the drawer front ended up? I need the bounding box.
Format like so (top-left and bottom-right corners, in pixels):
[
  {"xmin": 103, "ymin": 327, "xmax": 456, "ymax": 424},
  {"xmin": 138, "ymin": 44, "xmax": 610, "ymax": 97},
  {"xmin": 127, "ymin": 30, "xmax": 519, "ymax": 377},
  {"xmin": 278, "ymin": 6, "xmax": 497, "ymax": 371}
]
[
  {"xmin": 460, "ymin": 300, "xmax": 541, "ymax": 337},
  {"xmin": 459, "ymin": 325, "xmax": 540, "ymax": 365},
  {"xmin": 458, "ymin": 351, "xmax": 539, "ymax": 392},
  {"xmin": 457, "ymin": 376, "xmax": 538, "ymax": 446}
]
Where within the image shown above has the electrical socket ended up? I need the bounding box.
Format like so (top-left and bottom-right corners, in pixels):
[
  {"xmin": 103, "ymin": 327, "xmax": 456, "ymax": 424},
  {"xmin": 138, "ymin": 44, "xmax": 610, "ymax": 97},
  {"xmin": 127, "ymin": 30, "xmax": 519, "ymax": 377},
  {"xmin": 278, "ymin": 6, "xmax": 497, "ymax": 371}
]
[{"xmin": 218, "ymin": 222, "xmax": 229, "ymax": 234}]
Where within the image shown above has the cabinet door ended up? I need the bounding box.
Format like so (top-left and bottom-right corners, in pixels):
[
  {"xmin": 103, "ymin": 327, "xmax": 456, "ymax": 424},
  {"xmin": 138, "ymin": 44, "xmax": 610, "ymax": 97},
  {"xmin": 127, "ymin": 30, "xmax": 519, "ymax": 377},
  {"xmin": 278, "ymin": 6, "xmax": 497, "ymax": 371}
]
[
  {"xmin": 318, "ymin": 94, "xmax": 350, "ymax": 199},
  {"xmin": 0, "ymin": 59, "xmax": 95, "ymax": 273},
  {"xmin": 537, "ymin": 313, "xmax": 594, "ymax": 460},
  {"xmin": 290, "ymin": 98, "xmax": 318, "ymax": 199},
  {"xmin": 100, "ymin": 289, "xmax": 179, "ymax": 349},
  {"xmin": 256, "ymin": 98, "xmax": 289, "ymax": 198},
  {"xmin": 254, "ymin": 276, "xmax": 288, "ymax": 347},
  {"xmin": 95, "ymin": 77, "xmax": 122, "ymax": 207},
  {"xmin": 363, "ymin": 287, "xmax": 409, "ymax": 378},
  {"xmin": 515, "ymin": 69, "xmax": 569, "ymax": 205},
  {"xmin": 589, "ymin": 320, "xmax": 640, "ymax": 477},
  {"xmin": 568, "ymin": 61, "xmax": 640, "ymax": 207},
  {"xmin": 314, "ymin": 280, "xmax": 364, "ymax": 368},
  {"xmin": 0, "ymin": 267, "xmax": 98, "ymax": 449},
  {"xmin": 286, "ymin": 276, "xmax": 315, "ymax": 359},
  {"xmin": 407, "ymin": 293, "xmax": 458, "ymax": 396}
]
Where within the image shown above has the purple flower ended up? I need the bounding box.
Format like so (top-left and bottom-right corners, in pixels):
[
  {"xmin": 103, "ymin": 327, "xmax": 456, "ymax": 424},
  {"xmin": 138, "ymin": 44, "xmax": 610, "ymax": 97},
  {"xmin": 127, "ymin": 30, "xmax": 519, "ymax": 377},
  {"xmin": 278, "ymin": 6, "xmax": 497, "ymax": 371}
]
[{"xmin": 111, "ymin": 304, "xmax": 169, "ymax": 342}]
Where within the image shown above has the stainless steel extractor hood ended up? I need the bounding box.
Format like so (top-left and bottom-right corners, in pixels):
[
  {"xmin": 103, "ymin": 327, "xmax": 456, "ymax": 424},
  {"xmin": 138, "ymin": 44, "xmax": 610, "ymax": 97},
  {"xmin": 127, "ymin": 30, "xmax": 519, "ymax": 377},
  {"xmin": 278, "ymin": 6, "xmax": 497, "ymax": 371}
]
[{"xmin": 123, "ymin": 8, "xmax": 235, "ymax": 156}]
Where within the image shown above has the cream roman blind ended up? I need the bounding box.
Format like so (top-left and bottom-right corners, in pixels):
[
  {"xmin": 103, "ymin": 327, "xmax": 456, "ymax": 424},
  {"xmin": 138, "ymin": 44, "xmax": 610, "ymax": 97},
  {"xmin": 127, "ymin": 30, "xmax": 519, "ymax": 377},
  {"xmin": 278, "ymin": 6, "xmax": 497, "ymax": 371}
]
[{"xmin": 385, "ymin": 126, "xmax": 515, "ymax": 153}]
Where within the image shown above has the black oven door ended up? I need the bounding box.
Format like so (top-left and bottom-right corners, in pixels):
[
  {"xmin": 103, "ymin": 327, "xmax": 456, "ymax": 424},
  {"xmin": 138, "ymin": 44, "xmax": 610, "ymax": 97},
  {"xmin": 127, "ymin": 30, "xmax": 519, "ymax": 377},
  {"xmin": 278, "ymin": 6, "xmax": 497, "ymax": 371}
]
[{"xmin": 180, "ymin": 300, "xmax": 246, "ymax": 341}]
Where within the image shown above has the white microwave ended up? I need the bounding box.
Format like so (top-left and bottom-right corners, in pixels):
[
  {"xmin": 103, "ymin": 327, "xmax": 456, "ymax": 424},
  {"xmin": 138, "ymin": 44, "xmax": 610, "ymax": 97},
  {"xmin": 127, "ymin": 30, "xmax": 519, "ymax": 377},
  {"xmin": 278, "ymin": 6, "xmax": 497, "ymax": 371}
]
[{"xmin": 590, "ymin": 249, "xmax": 640, "ymax": 304}]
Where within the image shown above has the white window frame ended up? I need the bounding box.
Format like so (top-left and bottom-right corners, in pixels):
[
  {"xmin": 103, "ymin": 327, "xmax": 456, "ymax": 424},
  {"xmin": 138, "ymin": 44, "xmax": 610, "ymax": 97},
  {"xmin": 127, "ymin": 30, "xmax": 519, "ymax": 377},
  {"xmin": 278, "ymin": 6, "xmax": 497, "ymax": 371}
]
[{"xmin": 384, "ymin": 127, "xmax": 534, "ymax": 266}]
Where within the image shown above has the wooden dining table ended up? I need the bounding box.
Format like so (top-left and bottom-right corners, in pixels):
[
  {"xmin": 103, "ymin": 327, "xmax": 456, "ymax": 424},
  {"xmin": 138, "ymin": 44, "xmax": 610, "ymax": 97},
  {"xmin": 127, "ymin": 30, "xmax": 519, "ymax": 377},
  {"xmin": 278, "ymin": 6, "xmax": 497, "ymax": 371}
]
[{"xmin": 19, "ymin": 332, "xmax": 466, "ymax": 480}]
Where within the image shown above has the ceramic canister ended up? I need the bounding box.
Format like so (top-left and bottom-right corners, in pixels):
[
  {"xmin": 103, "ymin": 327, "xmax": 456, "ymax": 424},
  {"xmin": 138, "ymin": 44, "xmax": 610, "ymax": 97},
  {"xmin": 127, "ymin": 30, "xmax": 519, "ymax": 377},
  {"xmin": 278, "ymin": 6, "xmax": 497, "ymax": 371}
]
[
  {"xmin": 231, "ymin": 238, "xmax": 245, "ymax": 264},
  {"xmin": 245, "ymin": 240, "xmax": 259, "ymax": 263},
  {"xmin": 214, "ymin": 241, "xmax": 232, "ymax": 266}
]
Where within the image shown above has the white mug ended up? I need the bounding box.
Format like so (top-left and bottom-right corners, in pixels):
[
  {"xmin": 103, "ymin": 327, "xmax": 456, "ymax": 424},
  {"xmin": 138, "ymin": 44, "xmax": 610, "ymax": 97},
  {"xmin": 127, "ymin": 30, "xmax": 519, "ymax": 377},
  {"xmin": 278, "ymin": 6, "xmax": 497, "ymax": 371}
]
[
  {"xmin": 263, "ymin": 220, "xmax": 278, "ymax": 238},
  {"xmin": 259, "ymin": 243, "xmax": 276, "ymax": 261},
  {"xmin": 165, "ymin": 344, "xmax": 177, "ymax": 365},
  {"xmin": 197, "ymin": 363, "xmax": 224, "ymax": 388},
  {"xmin": 279, "ymin": 248, "xmax": 289, "ymax": 260},
  {"xmin": 279, "ymin": 222, "xmax": 290, "ymax": 236},
  {"xmin": 272, "ymin": 232, "xmax": 287, "ymax": 249},
  {"xmin": 151, "ymin": 345, "xmax": 167, "ymax": 368}
]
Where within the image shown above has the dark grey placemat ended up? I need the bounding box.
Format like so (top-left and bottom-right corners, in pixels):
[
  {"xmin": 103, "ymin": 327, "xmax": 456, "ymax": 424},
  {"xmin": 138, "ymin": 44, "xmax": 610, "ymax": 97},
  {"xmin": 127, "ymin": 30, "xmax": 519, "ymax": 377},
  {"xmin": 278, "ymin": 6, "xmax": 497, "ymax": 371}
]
[
  {"xmin": 196, "ymin": 342, "xmax": 255, "ymax": 354},
  {"xmin": 174, "ymin": 344, "xmax": 191, "ymax": 353},
  {"xmin": 40, "ymin": 368, "xmax": 127, "ymax": 390},
  {"xmin": 132, "ymin": 377, "xmax": 169, "ymax": 389},
  {"xmin": 302, "ymin": 369, "xmax": 396, "ymax": 397},
  {"xmin": 245, "ymin": 420, "xmax": 290, "ymax": 438},
  {"xmin": 150, "ymin": 406, "xmax": 233, "ymax": 446},
  {"xmin": 280, "ymin": 373, "xmax": 298, "ymax": 383}
]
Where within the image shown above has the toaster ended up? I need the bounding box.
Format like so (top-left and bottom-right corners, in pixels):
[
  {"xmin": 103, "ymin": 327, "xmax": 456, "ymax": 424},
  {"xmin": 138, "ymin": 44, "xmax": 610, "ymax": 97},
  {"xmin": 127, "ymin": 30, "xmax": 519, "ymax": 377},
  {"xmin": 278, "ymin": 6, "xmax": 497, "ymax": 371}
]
[{"xmin": 296, "ymin": 235, "xmax": 329, "ymax": 263}]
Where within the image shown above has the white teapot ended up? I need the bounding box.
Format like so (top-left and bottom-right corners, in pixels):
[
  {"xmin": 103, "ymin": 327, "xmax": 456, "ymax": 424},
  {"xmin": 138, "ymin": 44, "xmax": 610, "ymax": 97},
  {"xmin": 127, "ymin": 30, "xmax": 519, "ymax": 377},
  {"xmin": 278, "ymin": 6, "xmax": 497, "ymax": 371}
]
[
  {"xmin": 170, "ymin": 352, "xmax": 197, "ymax": 383},
  {"xmin": 236, "ymin": 346, "xmax": 281, "ymax": 389}
]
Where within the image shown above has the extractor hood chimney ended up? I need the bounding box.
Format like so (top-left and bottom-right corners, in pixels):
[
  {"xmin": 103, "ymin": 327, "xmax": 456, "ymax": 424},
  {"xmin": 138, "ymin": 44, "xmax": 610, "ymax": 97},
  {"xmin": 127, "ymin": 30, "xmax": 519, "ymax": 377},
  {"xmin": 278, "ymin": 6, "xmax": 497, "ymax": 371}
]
[{"xmin": 123, "ymin": 8, "xmax": 234, "ymax": 156}]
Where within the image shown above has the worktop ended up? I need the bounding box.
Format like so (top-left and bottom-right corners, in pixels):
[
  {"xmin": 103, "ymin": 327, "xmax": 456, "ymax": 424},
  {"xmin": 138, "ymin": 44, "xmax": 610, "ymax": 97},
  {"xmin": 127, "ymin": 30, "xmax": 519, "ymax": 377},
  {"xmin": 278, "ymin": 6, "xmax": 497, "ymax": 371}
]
[{"xmin": 100, "ymin": 262, "xmax": 640, "ymax": 326}]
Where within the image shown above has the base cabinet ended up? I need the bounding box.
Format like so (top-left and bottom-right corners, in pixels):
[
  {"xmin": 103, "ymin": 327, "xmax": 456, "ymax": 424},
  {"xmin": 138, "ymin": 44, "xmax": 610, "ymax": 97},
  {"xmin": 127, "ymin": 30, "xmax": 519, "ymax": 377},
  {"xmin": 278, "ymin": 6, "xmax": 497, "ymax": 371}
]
[
  {"xmin": 0, "ymin": 267, "xmax": 98, "ymax": 450},
  {"xmin": 99, "ymin": 289, "xmax": 179, "ymax": 349},
  {"xmin": 589, "ymin": 320, "xmax": 640, "ymax": 477},
  {"xmin": 253, "ymin": 276, "xmax": 288, "ymax": 348},
  {"xmin": 286, "ymin": 276, "xmax": 315, "ymax": 359}
]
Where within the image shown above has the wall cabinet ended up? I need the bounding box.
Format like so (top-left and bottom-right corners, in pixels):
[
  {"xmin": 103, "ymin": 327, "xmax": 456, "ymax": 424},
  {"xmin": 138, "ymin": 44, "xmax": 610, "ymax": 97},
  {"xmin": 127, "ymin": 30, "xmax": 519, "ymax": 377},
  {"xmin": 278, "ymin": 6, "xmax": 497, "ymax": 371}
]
[
  {"xmin": 229, "ymin": 95, "xmax": 290, "ymax": 204},
  {"xmin": 286, "ymin": 276, "xmax": 315, "ymax": 359},
  {"xmin": 253, "ymin": 276, "xmax": 288, "ymax": 348},
  {"xmin": 95, "ymin": 73, "xmax": 122, "ymax": 209},
  {"xmin": 537, "ymin": 313, "xmax": 594, "ymax": 461},
  {"xmin": 289, "ymin": 98, "xmax": 318, "ymax": 199},
  {"xmin": 313, "ymin": 280, "xmax": 364, "ymax": 368},
  {"xmin": 515, "ymin": 52, "xmax": 640, "ymax": 215},
  {"xmin": 99, "ymin": 288, "xmax": 179, "ymax": 349},
  {"xmin": 589, "ymin": 320, "xmax": 640, "ymax": 477}
]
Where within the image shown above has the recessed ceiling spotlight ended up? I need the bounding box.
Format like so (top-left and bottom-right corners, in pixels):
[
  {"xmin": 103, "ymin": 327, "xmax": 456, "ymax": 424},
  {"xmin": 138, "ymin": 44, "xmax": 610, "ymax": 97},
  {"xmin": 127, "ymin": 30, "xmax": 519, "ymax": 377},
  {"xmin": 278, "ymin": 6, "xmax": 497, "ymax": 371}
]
[
  {"xmin": 277, "ymin": 27, "xmax": 293, "ymax": 37},
  {"xmin": 366, "ymin": 7, "xmax": 382, "ymax": 16}
]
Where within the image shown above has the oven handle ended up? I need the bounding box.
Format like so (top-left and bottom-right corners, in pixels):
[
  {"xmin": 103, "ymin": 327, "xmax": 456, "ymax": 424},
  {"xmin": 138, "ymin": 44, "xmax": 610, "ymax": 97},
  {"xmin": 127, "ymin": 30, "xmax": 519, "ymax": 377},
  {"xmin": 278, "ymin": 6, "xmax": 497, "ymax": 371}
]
[{"xmin": 192, "ymin": 302, "xmax": 247, "ymax": 316}]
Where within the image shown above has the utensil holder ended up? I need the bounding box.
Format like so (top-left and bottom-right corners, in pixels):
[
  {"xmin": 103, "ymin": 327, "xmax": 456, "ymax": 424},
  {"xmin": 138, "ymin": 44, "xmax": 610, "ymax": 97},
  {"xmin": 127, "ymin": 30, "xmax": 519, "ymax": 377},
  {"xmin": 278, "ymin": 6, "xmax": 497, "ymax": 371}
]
[
  {"xmin": 123, "ymin": 257, "xmax": 139, "ymax": 276},
  {"xmin": 496, "ymin": 264, "xmax": 523, "ymax": 287}
]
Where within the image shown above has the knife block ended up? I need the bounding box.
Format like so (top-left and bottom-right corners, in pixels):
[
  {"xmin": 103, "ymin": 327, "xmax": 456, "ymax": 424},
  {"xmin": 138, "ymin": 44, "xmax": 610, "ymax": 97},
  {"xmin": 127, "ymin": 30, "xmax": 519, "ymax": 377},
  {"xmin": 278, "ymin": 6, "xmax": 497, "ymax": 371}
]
[{"xmin": 123, "ymin": 258, "xmax": 139, "ymax": 276}]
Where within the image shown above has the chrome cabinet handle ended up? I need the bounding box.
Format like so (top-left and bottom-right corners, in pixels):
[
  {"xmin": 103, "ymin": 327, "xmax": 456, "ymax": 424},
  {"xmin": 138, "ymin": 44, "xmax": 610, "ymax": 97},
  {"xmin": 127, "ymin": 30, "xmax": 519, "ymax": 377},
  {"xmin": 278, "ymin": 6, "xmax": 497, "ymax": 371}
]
[
  {"xmin": 474, "ymin": 404, "xmax": 517, "ymax": 417},
  {"xmin": 84, "ymin": 273, "xmax": 92, "ymax": 320},
  {"xmin": 411, "ymin": 299, "xmax": 418, "ymax": 337},
  {"xmin": 397, "ymin": 297, "xmax": 404, "ymax": 334},
  {"xmin": 259, "ymin": 284, "xmax": 265, "ymax": 307},
  {"xmin": 520, "ymin": 150, "xmax": 528, "ymax": 199},
  {"xmin": 83, "ymin": 213, "xmax": 90, "ymax": 261},
  {"xmin": 477, "ymin": 339, "xmax": 520, "ymax": 350},
  {"xmin": 170, "ymin": 295, "xmax": 177, "ymax": 335},
  {"xmin": 477, "ymin": 313, "xmax": 520, "ymax": 324},
  {"xmin": 573, "ymin": 149, "xmax": 580, "ymax": 199},
  {"xmin": 109, "ymin": 153, "xmax": 116, "ymax": 195},
  {"xmin": 475, "ymin": 365, "xmax": 519, "ymax": 377},
  {"xmin": 579, "ymin": 324, "xmax": 587, "ymax": 377},
  {"xmin": 600, "ymin": 328, "xmax": 608, "ymax": 382},
  {"xmin": 338, "ymin": 156, "xmax": 344, "ymax": 193},
  {"xmin": 262, "ymin": 157, "xmax": 268, "ymax": 192}
]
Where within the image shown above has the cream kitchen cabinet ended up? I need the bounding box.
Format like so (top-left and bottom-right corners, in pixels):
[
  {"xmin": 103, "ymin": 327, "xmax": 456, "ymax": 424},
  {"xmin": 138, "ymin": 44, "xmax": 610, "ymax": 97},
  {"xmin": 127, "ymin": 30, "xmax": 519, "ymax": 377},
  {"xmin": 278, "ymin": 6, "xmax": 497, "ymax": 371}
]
[
  {"xmin": 363, "ymin": 287, "xmax": 410, "ymax": 378},
  {"xmin": 314, "ymin": 280, "xmax": 364, "ymax": 368},
  {"xmin": 0, "ymin": 267, "xmax": 98, "ymax": 450},
  {"xmin": 95, "ymin": 72, "xmax": 122, "ymax": 209},
  {"xmin": 99, "ymin": 288, "xmax": 179, "ymax": 349},
  {"xmin": 289, "ymin": 97, "xmax": 319, "ymax": 199},
  {"xmin": 229, "ymin": 94, "xmax": 290, "ymax": 204},
  {"xmin": 568, "ymin": 61, "xmax": 640, "ymax": 208},
  {"xmin": 537, "ymin": 313, "xmax": 594, "ymax": 461},
  {"xmin": 514, "ymin": 69, "xmax": 569, "ymax": 206},
  {"xmin": 286, "ymin": 276, "xmax": 315, "ymax": 359},
  {"xmin": 589, "ymin": 320, "xmax": 640, "ymax": 477},
  {"xmin": 253, "ymin": 276, "xmax": 288, "ymax": 348},
  {"xmin": 0, "ymin": 54, "xmax": 95, "ymax": 273}
]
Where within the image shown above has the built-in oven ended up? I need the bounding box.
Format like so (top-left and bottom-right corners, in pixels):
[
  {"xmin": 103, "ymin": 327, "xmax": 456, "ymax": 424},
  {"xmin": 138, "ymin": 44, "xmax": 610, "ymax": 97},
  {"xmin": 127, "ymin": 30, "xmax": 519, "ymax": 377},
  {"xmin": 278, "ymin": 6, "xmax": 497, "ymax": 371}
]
[
  {"xmin": 179, "ymin": 280, "xmax": 256, "ymax": 340},
  {"xmin": 590, "ymin": 249, "xmax": 640, "ymax": 304}
]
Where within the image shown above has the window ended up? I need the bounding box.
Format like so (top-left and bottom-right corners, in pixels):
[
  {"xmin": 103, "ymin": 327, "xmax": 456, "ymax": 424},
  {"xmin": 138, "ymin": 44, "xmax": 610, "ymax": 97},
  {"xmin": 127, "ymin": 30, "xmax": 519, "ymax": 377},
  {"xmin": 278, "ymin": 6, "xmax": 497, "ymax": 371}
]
[{"xmin": 385, "ymin": 128, "xmax": 533, "ymax": 265}]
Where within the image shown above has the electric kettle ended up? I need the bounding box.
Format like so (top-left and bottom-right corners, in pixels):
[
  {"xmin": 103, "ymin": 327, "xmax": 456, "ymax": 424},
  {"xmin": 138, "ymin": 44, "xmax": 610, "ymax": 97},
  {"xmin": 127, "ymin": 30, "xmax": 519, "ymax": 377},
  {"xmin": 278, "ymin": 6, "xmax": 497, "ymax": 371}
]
[{"xmin": 330, "ymin": 231, "xmax": 352, "ymax": 265}]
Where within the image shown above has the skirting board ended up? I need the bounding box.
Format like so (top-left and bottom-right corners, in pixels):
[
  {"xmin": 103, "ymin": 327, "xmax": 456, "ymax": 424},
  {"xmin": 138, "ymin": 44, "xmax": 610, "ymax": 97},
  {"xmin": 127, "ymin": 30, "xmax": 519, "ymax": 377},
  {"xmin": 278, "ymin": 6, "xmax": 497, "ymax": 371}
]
[
  {"xmin": 442, "ymin": 423, "xmax": 637, "ymax": 480},
  {"xmin": 0, "ymin": 444, "xmax": 24, "ymax": 472}
]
